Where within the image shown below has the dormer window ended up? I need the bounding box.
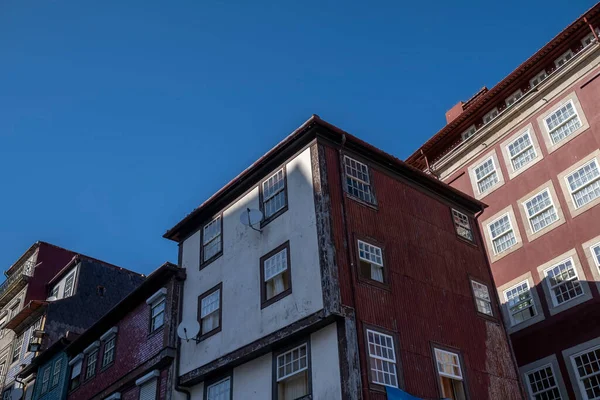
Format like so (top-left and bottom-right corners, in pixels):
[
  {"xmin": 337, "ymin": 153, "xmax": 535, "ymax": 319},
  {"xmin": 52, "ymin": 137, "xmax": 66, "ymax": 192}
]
[
  {"xmin": 554, "ymin": 49, "xmax": 574, "ymax": 68},
  {"xmin": 582, "ymin": 29, "xmax": 600, "ymax": 47},
  {"xmin": 530, "ymin": 70, "xmax": 548, "ymax": 87},
  {"xmin": 483, "ymin": 108, "xmax": 499, "ymax": 124},
  {"xmin": 146, "ymin": 288, "xmax": 167, "ymax": 333},
  {"xmin": 505, "ymin": 90, "xmax": 523, "ymax": 107},
  {"xmin": 461, "ymin": 125, "xmax": 477, "ymax": 141}
]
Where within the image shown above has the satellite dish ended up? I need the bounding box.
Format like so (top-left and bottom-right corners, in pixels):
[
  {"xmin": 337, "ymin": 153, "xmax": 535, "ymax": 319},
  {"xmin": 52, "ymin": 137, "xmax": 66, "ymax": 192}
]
[
  {"xmin": 11, "ymin": 388, "xmax": 23, "ymax": 400},
  {"xmin": 240, "ymin": 208, "xmax": 263, "ymax": 233},
  {"xmin": 177, "ymin": 320, "xmax": 200, "ymax": 343},
  {"xmin": 47, "ymin": 296, "xmax": 58, "ymax": 302}
]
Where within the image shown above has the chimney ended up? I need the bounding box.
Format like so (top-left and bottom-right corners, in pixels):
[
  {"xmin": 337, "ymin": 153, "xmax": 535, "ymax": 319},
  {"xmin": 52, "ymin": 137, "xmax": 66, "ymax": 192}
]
[{"xmin": 445, "ymin": 102, "xmax": 464, "ymax": 124}]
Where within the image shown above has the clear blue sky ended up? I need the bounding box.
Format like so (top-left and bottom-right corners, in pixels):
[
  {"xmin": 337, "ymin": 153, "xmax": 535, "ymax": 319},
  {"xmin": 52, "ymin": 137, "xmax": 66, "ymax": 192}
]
[{"xmin": 0, "ymin": 0, "xmax": 596, "ymax": 276}]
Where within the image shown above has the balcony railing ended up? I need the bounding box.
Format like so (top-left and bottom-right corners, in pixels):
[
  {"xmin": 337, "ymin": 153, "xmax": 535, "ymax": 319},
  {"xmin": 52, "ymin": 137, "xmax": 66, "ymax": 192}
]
[{"xmin": 0, "ymin": 260, "xmax": 36, "ymax": 307}]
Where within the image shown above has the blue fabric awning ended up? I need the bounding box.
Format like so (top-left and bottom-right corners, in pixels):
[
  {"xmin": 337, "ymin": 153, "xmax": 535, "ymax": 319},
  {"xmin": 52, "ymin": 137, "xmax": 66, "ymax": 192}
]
[{"xmin": 385, "ymin": 386, "xmax": 424, "ymax": 400}]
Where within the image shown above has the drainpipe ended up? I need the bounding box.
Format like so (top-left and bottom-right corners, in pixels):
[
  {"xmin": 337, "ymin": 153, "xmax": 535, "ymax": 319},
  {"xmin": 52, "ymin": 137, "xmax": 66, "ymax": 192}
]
[
  {"xmin": 173, "ymin": 248, "xmax": 191, "ymax": 400},
  {"xmin": 584, "ymin": 16, "xmax": 599, "ymax": 42}
]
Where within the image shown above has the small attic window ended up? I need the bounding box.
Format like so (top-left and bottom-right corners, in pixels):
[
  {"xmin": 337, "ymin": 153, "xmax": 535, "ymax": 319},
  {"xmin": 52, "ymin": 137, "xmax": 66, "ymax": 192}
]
[{"xmin": 97, "ymin": 286, "xmax": 106, "ymax": 296}]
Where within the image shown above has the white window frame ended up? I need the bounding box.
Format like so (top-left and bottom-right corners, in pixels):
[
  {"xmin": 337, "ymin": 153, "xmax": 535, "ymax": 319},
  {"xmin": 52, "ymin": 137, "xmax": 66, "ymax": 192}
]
[
  {"xmin": 63, "ymin": 271, "xmax": 76, "ymax": 298},
  {"xmin": 487, "ymin": 213, "xmax": 517, "ymax": 255},
  {"xmin": 554, "ymin": 49, "xmax": 574, "ymax": 68},
  {"xmin": 343, "ymin": 155, "xmax": 374, "ymax": 204},
  {"xmin": 474, "ymin": 156, "xmax": 499, "ymax": 195},
  {"xmin": 199, "ymin": 287, "xmax": 221, "ymax": 336},
  {"xmin": 434, "ymin": 348, "xmax": 463, "ymax": 380},
  {"xmin": 522, "ymin": 188, "xmax": 558, "ymax": 234},
  {"xmin": 276, "ymin": 343, "xmax": 309, "ymax": 382},
  {"xmin": 529, "ymin": 70, "xmax": 548, "ymax": 87},
  {"xmin": 366, "ymin": 329, "xmax": 398, "ymax": 388},
  {"xmin": 503, "ymin": 280, "xmax": 538, "ymax": 327},
  {"xmin": 506, "ymin": 129, "xmax": 537, "ymax": 172},
  {"xmin": 505, "ymin": 89, "xmax": 523, "ymax": 107},
  {"xmin": 543, "ymin": 99, "xmax": 583, "ymax": 145},
  {"xmin": 357, "ymin": 240, "xmax": 385, "ymax": 283},
  {"xmin": 470, "ymin": 280, "xmax": 493, "ymax": 316},
  {"xmin": 570, "ymin": 345, "xmax": 600, "ymax": 400},
  {"xmin": 483, "ymin": 107, "xmax": 499, "ymax": 124},
  {"xmin": 461, "ymin": 125, "xmax": 477, "ymax": 141},
  {"xmin": 581, "ymin": 28, "xmax": 600, "ymax": 47},
  {"xmin": 206, "ymin": 377, "xmax": 231, "ymax": 400},
  {"xmin": 543, "ymin": 257, "xmax": 584, "ymax": 307},
  {"xmin": 524, "ymin": 364, "xmax": 562, "ymax": 400},
  {"xmin": 564, "ymin": 158, "xmax": 600, "ymax": 210},
  {"xmin": 261, "ymin": 168, "xmax": 287, "ymax": 220},
  {"xmin": 451, "ymin": 209, "xmax": 473, "ymax": 242},
  {"xmin": 591, "ymin": 242, "xmax": 600, "ymax": 270},
  {"xmin": 12, "ymin": 333, "xmax": 24, "ymax": 363},
  {"xmin": 201, "ymin": 215, "xmax": 222, "ymax": 264}
]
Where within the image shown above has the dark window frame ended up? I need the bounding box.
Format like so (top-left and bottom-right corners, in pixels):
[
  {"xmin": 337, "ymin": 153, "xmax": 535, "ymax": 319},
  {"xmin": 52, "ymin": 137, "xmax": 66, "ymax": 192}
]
[
  {"xmin": 430, "ymin": 342, "xmax": 470, "ymax": 400},
  {"xmin": 68, "ymin": 359, "xmax": 83, "ymax": 392},
  {"xmin": 341, "ymin": 153, "xmax": 378, "ymax": 208},
  {"xmin": 149, "ymin": 297, "xmax": 166, "ymax": 335},
  {"xmin": 354, "ymin": 234, "xmax": 390, "ymax": 290},
  {"xmin": 450, "ymin": 208, "xmax": 476, "ymax": 245},
  {"xmin": 100, "ymin": 335, "xmax": 117, "ymax": 371},
  {"xmin": 362, "ymin": 323, "xmax": 404, "ymax": 393},
  {"xmin": 203, "ymin": 370, "xmax": 233, "ymax": 400},
  {"xmin": 260, "ymin": 241, "xmax": 293, "ymax": 309},
  {"xmin": 197, "ymin": 283, "xmax": 223, "ymax": 342},
  {"xmin": 200, "ymin": 214, "xmax": 224, "ymax": 269},
  {"xmin": 259, "ymin": 167, "xmax": 289, "ymax": 227},
  {"xmin": 272, "ymin": 338, "xmax": 312, "ymax": 400},
  {"xmin": 83, "ymin": 349, "xmax": 99, "ymax": 382},
  {"xmin": 11, "ymin": 332, "xmax": 24, "ymax": 363}
]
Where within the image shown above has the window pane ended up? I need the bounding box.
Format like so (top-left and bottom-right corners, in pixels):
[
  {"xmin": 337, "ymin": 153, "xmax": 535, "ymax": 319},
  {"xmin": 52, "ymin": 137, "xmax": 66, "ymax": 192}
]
[
  {"xmin": 474, "ymin": 158, "xmax": 498, "ymax": 194},
  {"xmin": 344, "ymin": 156, "xmax": 374, "ymax": 203},
  {"xmin": 545, "ymin": 259, "xmax": 583, "ymax": 305},
  {"xmin": 526, "ymin": 365, "xmax": 562, "ymax": 399},
  {"xmin": 573, "ymin": 347, "xmax": 600, "ymax": 399},
  {"xmin": 264, "ymin": 249, "xmax": 288, "ymax": 282},
  {"xmin": 276, "ymin": 344, "xmax": 308, "ymax": 381},
  {"xmin": 504, "ymin": 281, "xmax": 536, "ymax": 325},
  {"xmin": 452, "ymin": 210, "xmax": 473, "ymax": 241},
  {"xmin": 201, "ymin": 290, "xmax": 221, "ymax": 318},
  {"xmin": 207, "ymin": 378, "xmax": 231, "ymax": 400},
  {"xmin": 366, "ymin": 330, "xmax": 398, "ymax": 388},
  {"xmin": 435, "ymin": 349, "xmax": 463, "ymax": 380},
  {"xmin": 545, "ymin": 101, "xmax": 581, "ymax": 144}
]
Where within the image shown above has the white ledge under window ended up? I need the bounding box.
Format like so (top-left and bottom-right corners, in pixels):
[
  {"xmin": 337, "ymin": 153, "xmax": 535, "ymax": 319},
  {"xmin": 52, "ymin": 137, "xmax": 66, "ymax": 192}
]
[
  {"xmin": 69, "ymin": 353, "xmax": 83, "ymax": 366},
  {"xmin": 146, "ymin": 288, "xmax": 167, "ymax": 306},
  {"xmin": 83, "ymin": 341, "xmax": 100, "ymax": 354},
  {"xmin": 135, "ymin": 370, "xmax": 160, "ymax": 386},
  {"xmin": 100, "ymin": 327, "xmax": 118, "ymax": 341},
  {"xmin": 105, "ymin": 393, "xmax": 121, "ymax": 400}
]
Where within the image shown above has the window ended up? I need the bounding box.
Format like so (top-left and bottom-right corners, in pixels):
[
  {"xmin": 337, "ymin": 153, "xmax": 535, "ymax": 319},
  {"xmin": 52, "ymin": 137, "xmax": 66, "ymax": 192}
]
[
  {"xmin": 461, "ymin": 125, "xmax": 476, "ymax": 141},
  {"xmin": 592, "ymin": 243, "xmax": 600, "ymax": 268},
  {"xmin": 343, "ymin": 156, "xmax": 375, "ymax": 204},
  {"xmin": 434, "ymin": 348, "xmax": 466, "ymax": 400},
  {"xmin": 366, "ymin": 329, "xmax": 398, "ymax": 388},
  {"xmin": 544, "ymin": 258, "xmax": 583, "ymax": 306},
  {"xmin": 525, "ymin": 364, "xmax": 562, "ymax": 400},
  {"xmin": 85, "ymin": 350, "xmax": 98, "ymax": 380},
  {"xmin": 474, "ymin": 157, "xmax": 499, "ymax": 194},
  {"xmin": 64, "ymin": 272, "xmax": 75, "ymax": 298},
  {"xmin": 52, "ymin": 359, "xmax": 62, "ymax": 387},
  {"xmin": 504, "ymin": 281, "xmax": 537, "ymax": 326},
  {"xmin": 150, "ymin": 299, "xmax": 165, "ymax": 333},
  {"xmin": 488, "ymin": 214, "xmax": 517, "ymax": 255},
  {"xmin": 102, "ymin": 337, "xmax": 116, "ymax": 368},
  {"xmin": 41, "ymin": 366, "xmax": 51, "ymax": 394},
  {"xmin": 12, "ymin": 333, "xmax": 24, "ymax": 363},
  {"xmin": 69, "ymin": 359, "xmax": 82, "ymax": 390},
  {"xmin": 0, "ymin": 314, "xmax": 7, "ymax": 339},
  {"xmin": 530, "ymin": 70, "xmax": 548, "ymax": 87},
  {"xmin": 554, "ymin": 49, "xmax": 574, "ymax": 68},
  {"xmin": 565, "ymin": 159, "xmax": 600, "ymax": 209},
  {"xmin": 507, "ymin": 130, "xmax": 537, "ymax": 171},
  {"xmin": 139, "ymin": 378, "xmax": 158, "ymax": 400},
  {"xmin": 0, "ymin": 361, "xmax": 5, "ymax": 384},
  {"xmin": 544, "ymin": 100, "xmax": 582, "ymax": 145},
  {"xmin": 50, "ymin": 285, "xmax": 59, "ymax": 299},
  {"xmin": 261, "ymin": 169, "xmax": 287, "ymax": 222},
  {"xmin": 275, "ymin": 344, "xmax": 310, "ymax": 399},
  {"xmin": 471, "ymin": 280, "xmax": 493, "ymax": 316},
  {"xmin": 571, "ymin": 346, "xmax": 600, "ymax": 399},
  {"xmin": 260, "ymin": 243, "xmax": 292, "ymax": 307},
  {"xmin": 483, "ymin": 107, "xmax": 499, "ymax": 124},
  {"xmin": 206, "ymin": 377, "xmax": 231, "ymax": 400},
  {"xmin": 201, "ymin": 216, "xmax": 222, "ymax": 265},
  {"xmin": 505, "ymin": 89, "xmax": 523, "ymax": 107},
  {"xmin": 452, "ymin": 209, "xmax": 473, "ymax": 242},
  {"xmin": 523, "ymin": 189, "xmax": 558, "ymax": 233},
  {"xmin": 198, "ymin": 284, "xmax": 222, "ymax": 339},
  {"xmin": 357, "ymin": 240, "xmax": 385, "ymax": 283}
]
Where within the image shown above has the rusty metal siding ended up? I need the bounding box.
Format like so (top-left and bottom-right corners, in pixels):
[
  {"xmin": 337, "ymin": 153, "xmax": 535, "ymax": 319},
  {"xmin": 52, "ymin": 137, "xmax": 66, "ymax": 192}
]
[{"xmin": 323, "ymin": 144, "xmax": 522, "ymax": 399}]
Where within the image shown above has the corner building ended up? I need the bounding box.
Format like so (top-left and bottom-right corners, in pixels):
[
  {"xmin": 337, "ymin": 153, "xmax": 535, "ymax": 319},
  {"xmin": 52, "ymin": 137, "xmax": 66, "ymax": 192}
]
[
  {"xmin": 165, "ymin": 116, "xmax": 522, "ymax": 399},
  {"xmin": 407, "ymin": 4, "xmax": 600, "ymax": 399}
]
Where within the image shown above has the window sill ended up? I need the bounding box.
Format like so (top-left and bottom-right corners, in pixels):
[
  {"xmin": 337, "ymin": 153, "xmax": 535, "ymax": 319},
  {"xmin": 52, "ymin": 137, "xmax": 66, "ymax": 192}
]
[
  {"xmin": 199, "ymin": 252, "xmax": 223, "ymax": 271},
  {"xmin": 261, "ymin": 288, "xmax": 292, "ymax": 309},
  {"xmin": 100, "ymin": 361, "xmax": 115, "ymax": 373},
  {"xmin": 260, "ymin": 206, "xmax": 288, "ymax": 228},
  {"xmin": 345, "ymin": 193, "xmax": 378, "ymax": 210},
  {"xmin": 197, "ymin": 326, "xmax": 222, "ymax": 343},
  {"xmin": 148, "ymin": 325, "xmax": 165, "ymax": 339},
  {"xmin": 357, "ymin": 276, "xmax": 390, "ymax": 292}
]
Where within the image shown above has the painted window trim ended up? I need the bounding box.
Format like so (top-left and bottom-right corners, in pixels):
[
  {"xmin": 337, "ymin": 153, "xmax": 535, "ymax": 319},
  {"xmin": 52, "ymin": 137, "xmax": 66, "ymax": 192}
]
[
  {"xmin": 260, "ymin": 241, "xmax": 293, "ymax": 308},
  {"xmin": 487, "ymin": 213, "xmax": 517, "ymax": 256},
  {"xmin": 562, "ymin": 337, "xmax": 600, "ymax": 400},
  {"xmin": 272, "ymin": 339, "xmax": 312, "ymax": 400},
  {"xmin": 364, "ymin": 326, "xmax": 400, "ymax": 391},
  {"xmin": 564, "ymin": 158, "xmax": 600, "ymax": 209},
  {"xmin": 197, "ymin": 283, "xmax": 223, "ymax": 341},
  {"xmin": 543, "ymin": 99, "xmax": 582, "ymax": 146},
  {"xmin": 474, "ymin": 156, "xmax": 499, "ymax": 195},
  {"xmin": 543, "ymin": 257, "xmax": 584, "ymax": 307},
  {"xmin": 451, "ymin": 208, "xmax": 475, "ymax": 244},
  {"xmin": 469, "ymin": 278, "xmax": 495, "ymax": 319},
  {"xmin": 356, "ymin": 238, "xmax": 388, "ymax": 287},
  {"xmin": 524, "ymin": 363, "xmax": 562, "ymax": 399},
  {"xmin": 505, "ymin": 129, "xmax": 538, "ymax": 173},
  {"xmin": 342, "ymin": 153, "xmax": 377, "ymax": 207},
  {"xmin": 199, "ymin": 214, "xmax": 224, "ymax": 269},
  {"xmin": 431, "ymin": 343, "xmax": 469, "ymax": 400},
  {"xmin": 259, "ymin": 167, "xmax": 289, "ymax": 227},
  {"xmin": 502, "ymin": 280, "xmax": 538, "ymax": 328},
  {"xmin": 522, "ymin": 188, "xmax": 559, "ymax": 234}
]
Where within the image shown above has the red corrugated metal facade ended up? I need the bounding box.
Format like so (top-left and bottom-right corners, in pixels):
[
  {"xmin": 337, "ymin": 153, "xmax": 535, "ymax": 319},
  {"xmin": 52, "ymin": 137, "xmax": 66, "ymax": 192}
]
[{"xmin": 323, "ymin": 144, "xmax": 522, "ymax": 399}]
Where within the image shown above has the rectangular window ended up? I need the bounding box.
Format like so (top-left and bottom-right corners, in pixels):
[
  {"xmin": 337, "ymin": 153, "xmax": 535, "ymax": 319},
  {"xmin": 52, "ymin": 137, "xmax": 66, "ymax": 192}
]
[
  {"xmin": 64, "ymin": 273, "xmax": 75, "ymax": 298},
  {"xmin": 544, "ymin": 258, "xmax": 583, "ymax": 306},
  {"xmin": 554, "ymin": 49, "xmax": 574, "ymax": 68},
  {"xmin": 261, "ymin": 243, "xmax": 292, "ymax": 307},
  {"xmin": 276, "ymin": 344, "xmax": 310, "ymax": 399},
  {"xmin": 0, "ymin": 362, "xmax": 5, "ymax": 385},
  {"xmin": 488, "ymin": 214, "xmax": 517, "ymax": 255},
  {"xmin": 572, "ymin": 346, "xmax": 600, "ymax": 399},
  {"xmin": 530, "ymin": 70, "xmax": 548, "ymax": 87},
  {"xmin": 592, "ymin": 243, "xmax": 600, "ymax": 268},
  {"xmin": 525, "ymin": 364, "xmax": 562, "ymax": 399},
  {"xmin": 50, "ymin": 285, "xmax": 59, "ymax": 299},
  {"xmin": 507, "ymin": 130, "xmax": 537, "ymax": 171},
  {"xmin": 344, "ymin": 156, "xmax": 374, "ymax": 204},
  {"xmin": 452, "ymin": 209, "xmax": 473, "ymax": 242},
  {"xmin": 505, "ymin": 89, "xmax": 523, "ymax": 107},
  {"xmin": 102, "ymin": 337, "xmax": 116, "ymax": 368},
  {"xmin": 202, "ymin": 216, "xmax": 222, "ymax": 265},
  {"xmin": 198, "ymin": 284, "xmax": 222, "ymax": 339},
  {"xmin": 52, "ymin": 358, "xmax": 62, "ymax": 387},
  {"xmin": 206, "ymin": 377, "xmax": 231, "ymax": 400},
  {"xmin": 150, "ymin": 299, "xmax": 165, "ymax": 333},
  {"xmin": 471, "ymin": 280, "xmax": 493, "ymax": 316},
  {"xmin": 357, "ymin": 240, "xmax": 385, "ymax": 283},
  {"xmin": 474, "ymin": 157, "xmax": 499, "ymax": 194},
  {"xmin": 261, "ymin": 169, "xmax": 287, "ymax": 221},
  {"xmin": 139, "ymin": 378, "xmax": 157, "ymax": 400},
  {"xmin": 461, "ymin": 125, "xmax": 476, "ymax": 141},
  {"xmin": 85, "ymin": 350, "xmax": 98, "ymax": 380},
  {"xmin": 483, "ymin": 107, "xmax": 499, "ymax": 124},
  {"xmin": 544, "ymin": 100, "xmax": 582, "ymax": 145},
  {"xmin": 523, "ymin": 189, "xmax": 558, "ymax": 233},
  {"xmin": 70, "ymin": 360, "xmax": 82, "ymax": 390},
  {"xmin": 0, "ymin": 315, "xmax": 7, "ymax": 339},
  {"xmin": 41, "ymin": 366, "xmax": 51, "ymax": 394},
  {"xmin": 12, "ymin": 333, "xmax": 24, "ymax": 363},
  {"xmin": 504, "ymin": 281, "xmax": 537, "ymax": 326},
  {"xmin": 565, "ymin": 159, "xmax": 600, "ymax": 209},
  {"xmin": 366, "ymin": 329, "xmax": 398, "ymax": 388},
  {"xmin": 434, "ymin": 348, "xmax": 466, "ymax": 400}
]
